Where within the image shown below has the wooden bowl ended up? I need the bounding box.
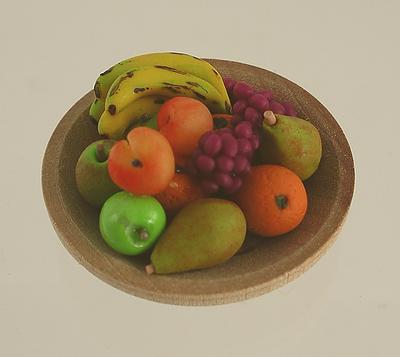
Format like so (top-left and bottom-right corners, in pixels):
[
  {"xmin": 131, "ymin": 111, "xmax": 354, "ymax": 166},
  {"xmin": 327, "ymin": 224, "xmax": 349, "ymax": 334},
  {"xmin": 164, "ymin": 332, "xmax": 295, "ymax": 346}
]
[{"xmin": 42, "ymin": 59, "xmax": 354, "ymax": 305}]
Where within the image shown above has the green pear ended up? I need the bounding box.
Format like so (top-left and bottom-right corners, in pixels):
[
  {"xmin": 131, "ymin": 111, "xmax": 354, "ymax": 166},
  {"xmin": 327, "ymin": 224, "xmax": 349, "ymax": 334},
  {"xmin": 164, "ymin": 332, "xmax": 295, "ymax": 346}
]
[
  {"xmin": 257, "ymin": 113, "xmax": 322, "ymax": 180},
  {"xmin": 146, "ymin": 198, "xmax": 246, "ymax": 274},
  {"xmin": 75, "ymin": 139, "xmax": 120, "ymax": 207}
]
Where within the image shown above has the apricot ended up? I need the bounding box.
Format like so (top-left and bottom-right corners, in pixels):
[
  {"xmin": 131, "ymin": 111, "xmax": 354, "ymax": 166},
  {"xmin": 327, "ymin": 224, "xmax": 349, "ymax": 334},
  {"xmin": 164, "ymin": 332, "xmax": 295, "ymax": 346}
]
[
  {"xmin": 108, "ymin": 127, "xmax": 175, "ymax": 195},
  {"xmin": 157, "ymin": 97, "xmax": 213, "ymax": 162}
]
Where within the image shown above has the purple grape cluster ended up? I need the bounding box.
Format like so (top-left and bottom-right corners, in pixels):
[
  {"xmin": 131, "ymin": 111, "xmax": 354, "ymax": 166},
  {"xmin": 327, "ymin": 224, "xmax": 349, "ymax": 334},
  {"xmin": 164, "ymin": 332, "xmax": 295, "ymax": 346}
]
[
  {"xmin": 188, "ymin": 79, "xmax": 298, "ymax": 196},
  {"xmin": 223, "ymin": 78, "xmax": 298, "ymax": 123},
  {"xmin": 190, "ymin": 122, "xmax": 260, "ymax": 195}
]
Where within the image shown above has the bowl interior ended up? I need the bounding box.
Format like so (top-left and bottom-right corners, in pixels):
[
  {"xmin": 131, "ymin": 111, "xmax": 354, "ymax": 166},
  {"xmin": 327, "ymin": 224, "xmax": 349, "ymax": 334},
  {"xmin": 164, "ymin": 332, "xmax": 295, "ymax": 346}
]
[{"xmin": 42, "ymin": 59, "xmax": 354, "ymax": 305}]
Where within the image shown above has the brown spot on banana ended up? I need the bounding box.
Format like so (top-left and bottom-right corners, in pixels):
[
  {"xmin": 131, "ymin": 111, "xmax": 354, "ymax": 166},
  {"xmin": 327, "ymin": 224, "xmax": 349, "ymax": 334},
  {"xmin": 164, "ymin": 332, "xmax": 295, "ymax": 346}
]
[
  {"xmin": 165, "ymin": 86, "xmax": 180, "ymax": 94},
  {"xmin": 186, "ymin": 81, "xmax": 200, "ymax": 87},
  {"xmin": 134, "ymin": 87, "xmax": 146, "ymax": 93},
  {"xmin": 108, "ymin": 104, "xmax": 116, "ymax": 115},
  {"xmin": 162, "ymin": 82, "xmax": 191, "ymax": 91},
  {"xmin": 108, "ymin": 72, "xmax": 136, "ymax": 97},
  {"xmin": 186, "ymin": 81, "xmax": 208, "ymax": 93},
  {"xmin": 100, "ymin": 66, "xmax": 113, "ymax": 76},
  {"xmin": 94, "ymin": 81, "xmax": 101, "ymax": 98},
  {"xmin": 154, "ymin": 65, "xmax": 187, "ymax": 75},
  {"xmin": 139, "ymin": 113, "xmax": 152, "ymax": 123},
  {"xmin": 162, "ymin": 82, "xmax": 209, "ymax": 100},
  {"xmin": 108, "ymin": 84, "xmax": 119, "ymax": 97},
  {"xmin": 225, "ymin": 101, "xmax": 232, "ymax": 113},
  {"xmin": 154, "ymin": 98, "xmax": 166, "ymax": 105},
  {"xmin": 193, "ymin": 91, "xmax": 206, "ymax": 101}
]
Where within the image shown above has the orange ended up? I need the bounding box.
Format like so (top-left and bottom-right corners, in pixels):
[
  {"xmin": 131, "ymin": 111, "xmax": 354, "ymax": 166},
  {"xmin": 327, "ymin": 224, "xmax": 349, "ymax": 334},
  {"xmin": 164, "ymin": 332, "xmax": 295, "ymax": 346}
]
[
  {"xmin": 233, "ymin": 165, "xmax": 307, "ymax": 237},
  {"xmin": 155, "ymin": 172, "xmax": 205, "ymax": 217}
]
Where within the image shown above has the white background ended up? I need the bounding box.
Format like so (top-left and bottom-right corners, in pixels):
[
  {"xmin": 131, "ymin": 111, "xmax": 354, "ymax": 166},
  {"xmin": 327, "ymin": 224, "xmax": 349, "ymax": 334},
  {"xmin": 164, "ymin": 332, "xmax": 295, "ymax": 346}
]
[{"xmin": 1, "ymin": 0, "xmax": 399, "ymax": 356}]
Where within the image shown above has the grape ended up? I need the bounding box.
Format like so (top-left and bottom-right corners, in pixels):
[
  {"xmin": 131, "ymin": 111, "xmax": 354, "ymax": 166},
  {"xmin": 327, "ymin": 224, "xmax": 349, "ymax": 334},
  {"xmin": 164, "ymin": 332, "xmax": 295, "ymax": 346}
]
[
  {"xmin": 231, "ymin": 115, "xmax": 242, "ymax": 126},
  {"xmin": 234, "ymin": 121, "xmax": 253, "ymax": 139},
  {"xmin": 216, "ymin": 155, "xmax": 234, "ymax": 172},
  {"xmin": 224, "ymin": 177, "xmax": 243, "ymax": 194},
  {"xmin": 189, "ymin": 125, "xmax": 254, "ymax": 195},
  {"xmin": 199, "ymin": 131, "xmax": 213, "ymax": 147},
  {"xmin": 214, "ymin": 172, "xmax": 233, "ymax": 189},
  {"xmin": 185, "ymin": 159, "xmax": 197, "ymax": 175},
  {"xmin": 190, "ymin": 79, "xmax": 292, "ymax": 195},
  {"xmin": 233, "ymin": 82, "xmax": 255, "ymax": 99},
  {"xmin": 248, "ymin": 94, "xmax": 270, "ymax": 112},
  {"xmin": 237, "ymin": 138, "xmax": 252, "ymax": 156},
  {"xmin": 242, "ymin": 162, "xmax": 251, "ymax": 175},
  {"xmin": 244, "ymin": 107, "xmax": 261, "ymax": 125},
  {"xmin": 220, "ymin": 133, "xmax": 238, "ymax": 157},
  {"xmin": 250, "ymin": 134, "xmax": 260, "ymax": 150},
  {"xmin": 223, "ymin": 78, "xmax": 236, "ymax": 93},
  {"xmin": 224, "ymin": 77, "xmax": 299, "ymax": 119},
  {"xmin": 257, "ymin": 90, "xmax": 273, "ymax": 99},
  {"xmin": 233, "ymin": 100, "xmax": 247, "ymax": 115},
  {"xmin": 233, "ymin": 155, "xmax": 249, "ymax": 174},
  {"xmin": 201, "ymin": 133, "xmax": 222, "ymax": 156},
  {"xmin": 195, "ymin": 154, "xmax": 215, "ymax": 173},
  {"xmin": 191, "ymin": 148, "xmax": 202, "ymax": 159},
  {"xmin": 270, "ymin": 101, "xmax": 286, "ymax": 115},
  {"xmin": 201, "ymin": 179, "xmax": 219, "ymax": 194},
  {"xmin": 282, "ymin": 102, "xmax": 298, "ymax": 117},
  {"xmin": 218, "ymin": 127, "xmax": 233, "ymax": 135}
]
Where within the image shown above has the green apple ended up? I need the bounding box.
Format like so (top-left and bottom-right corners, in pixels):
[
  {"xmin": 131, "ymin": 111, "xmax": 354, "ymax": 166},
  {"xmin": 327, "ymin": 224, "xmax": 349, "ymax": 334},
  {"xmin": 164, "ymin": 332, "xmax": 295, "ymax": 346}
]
[
  {"xmin": 75, "ymin": 139, "xmax": 120, "ymax": 207},
  {"xmin": 99, "ymin": 192, "xmax": 166, "ymax": 255}
]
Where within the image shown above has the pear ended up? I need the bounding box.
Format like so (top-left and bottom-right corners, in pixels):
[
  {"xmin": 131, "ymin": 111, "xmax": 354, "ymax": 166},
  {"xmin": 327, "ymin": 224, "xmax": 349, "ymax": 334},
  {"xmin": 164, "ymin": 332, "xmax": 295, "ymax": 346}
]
[
  {"xmin": 257, "ymin": 112, "xmax": 322, "ymax": 180},
  {"xmin": 146, "ymin": 198, "xmax": 246, "ymax": 274}
]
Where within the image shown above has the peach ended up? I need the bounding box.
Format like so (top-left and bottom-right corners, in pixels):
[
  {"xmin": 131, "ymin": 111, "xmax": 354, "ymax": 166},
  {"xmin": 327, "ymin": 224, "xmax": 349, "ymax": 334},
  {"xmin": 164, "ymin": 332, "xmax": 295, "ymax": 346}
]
[
  {"xmin": 157, "ymin": 97, "xmax": 213, "ymax": 162},
  {"xmin": 108, "ymin": 127, "xmax": 175, "ymax": 195}
]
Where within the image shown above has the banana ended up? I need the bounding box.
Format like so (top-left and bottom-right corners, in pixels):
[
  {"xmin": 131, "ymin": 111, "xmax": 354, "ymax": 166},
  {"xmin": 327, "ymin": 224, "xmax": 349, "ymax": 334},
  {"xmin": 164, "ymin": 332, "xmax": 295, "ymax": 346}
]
[
  {"xmin": 105, "ymin": 66, "xmax": 226, "ymax": 115},
  {"xmin": 89, "ymin": 98, "xmax": 105, "ymax": 123},
  {"xmin": 98, "ymin": 95, "xmax": 167, "ymax": 139},
  {"xmin": 90, "ymin": 52, "xmax": 231, "ymax": 120}
]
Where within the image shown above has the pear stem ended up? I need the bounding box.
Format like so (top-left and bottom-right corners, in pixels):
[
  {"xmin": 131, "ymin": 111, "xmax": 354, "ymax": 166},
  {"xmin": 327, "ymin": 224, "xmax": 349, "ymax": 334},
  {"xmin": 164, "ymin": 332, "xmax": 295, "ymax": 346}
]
[
  {"xmin": 96, "ymin": 143, "xmax": 108, "ymax": 162},
  {"xmin": 263, "ymin": 111, "xmax": 277, "ymax": 126},
  {"xmin": 145, "ymin": 264, "xmax": 155, "ymax": 275}
]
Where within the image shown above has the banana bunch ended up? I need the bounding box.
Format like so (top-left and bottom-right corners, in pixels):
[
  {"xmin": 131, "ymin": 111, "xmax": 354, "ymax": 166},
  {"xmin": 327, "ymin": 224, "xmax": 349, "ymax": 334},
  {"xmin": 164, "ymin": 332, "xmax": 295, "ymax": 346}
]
[{"xmin": 89, "ymin": 52, "xmax": 231, "ymax": 139}]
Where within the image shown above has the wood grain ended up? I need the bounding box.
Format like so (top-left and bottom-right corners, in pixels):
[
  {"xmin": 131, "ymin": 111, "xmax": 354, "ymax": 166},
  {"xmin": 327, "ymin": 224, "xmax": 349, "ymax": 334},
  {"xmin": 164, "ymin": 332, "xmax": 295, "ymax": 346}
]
[{"xmin": 41, "ymin": 59, "xmax": 354, "ymax": 306}]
